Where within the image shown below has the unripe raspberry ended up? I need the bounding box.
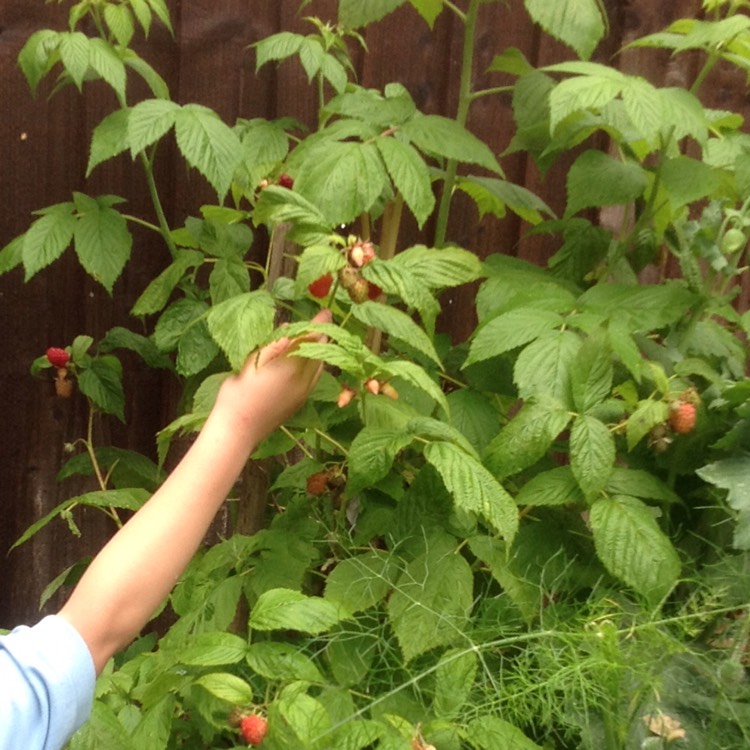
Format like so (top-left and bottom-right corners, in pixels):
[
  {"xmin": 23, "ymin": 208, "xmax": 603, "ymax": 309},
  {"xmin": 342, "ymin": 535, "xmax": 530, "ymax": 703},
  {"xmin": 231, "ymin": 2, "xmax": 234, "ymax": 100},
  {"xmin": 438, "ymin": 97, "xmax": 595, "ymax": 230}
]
[
  {"xmin": 669, "ymin": 402, "xmax": 697, "ymax": 434},
  {"xmin": 365, "ymin": 378, "xmax": 380, "ymax": 395},
  {"xmin": 337, "ymin": 386, "xmax": 356, "ymax": 408},
  {"xmin": 338, "ymin": 266, "xmax": 360, "ymax": 291},
  {"xmin": 349, "ymin": 240, "xmax": 376, "ymax": 267},
  {"xmin": 54, "ymin": 368, "xmax": 73, "ymax": 398},
  {"xmin": 347, "ymin": 277, "xmax": 370, "ymax": 304},
  {"xmin": 381, "ymin": 382, "xmax": 399, "ymax": 400}
]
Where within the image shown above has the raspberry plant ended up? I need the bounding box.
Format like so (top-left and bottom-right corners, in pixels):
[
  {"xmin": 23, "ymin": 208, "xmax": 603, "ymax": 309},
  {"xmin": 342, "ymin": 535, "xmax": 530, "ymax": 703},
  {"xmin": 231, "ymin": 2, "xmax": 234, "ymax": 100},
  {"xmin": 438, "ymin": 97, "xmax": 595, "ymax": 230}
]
[{"xmin": 5, "ymin": 0, "xmax": 750, "ymax": 748}]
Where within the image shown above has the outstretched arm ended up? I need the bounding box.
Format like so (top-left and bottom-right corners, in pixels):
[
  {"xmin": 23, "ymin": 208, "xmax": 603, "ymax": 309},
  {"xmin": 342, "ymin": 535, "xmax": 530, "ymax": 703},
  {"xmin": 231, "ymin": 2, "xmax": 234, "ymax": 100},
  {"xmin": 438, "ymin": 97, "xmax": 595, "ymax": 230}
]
[{"xmin": 58, "ymin": 311, "xmax": 330, "ymax": 674}]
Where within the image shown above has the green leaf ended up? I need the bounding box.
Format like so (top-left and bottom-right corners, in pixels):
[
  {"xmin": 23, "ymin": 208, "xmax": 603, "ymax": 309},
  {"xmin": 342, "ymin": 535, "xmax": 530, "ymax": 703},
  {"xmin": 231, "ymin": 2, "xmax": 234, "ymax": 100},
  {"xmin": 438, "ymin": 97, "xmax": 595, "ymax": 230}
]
[
  {"xmin": 295, "ymin": 244, "xmax": 347, "ymax": 293},
  {"xmin": 68, "ymin": 702, "xmax": 136, "ymax": 750},
  {"xmin": 622, "ymin": 76, "xmax": 665, "ymax": 142},
  {"xmin": 590, "ymin": 495, "xmax": 681, "ymax": 603},
  {"xmin": 466, "ymin": 308, "xmax": 562, "ymax": 366},
  {"xmin": 130, "ymin": 0, "xmax": 153, "ymax": 36},
  {"xmin": 174, "ymin": 104, "xmax": 242, "ymax": 199},
  {"xmin": 466, "ymin": 715, "xmax": 543, "ymax": 750},
  {"xmin": 22, "ymin": 202, "xmax": 76, "ymax": 280},
  {"xmin": 424, "ymin": 441, "xmax": 518, "ymax": 542},
  {"xmin": 514, "ymin": 330, "xmax": 581, "ymax": 403},
  {"xmin": 347, "ymin": 426, "xmax": 413, "ymax": 496},
  {"xmin": 390, "ymin": 244, "xmax": 484, "ymax": 289},
  {"xmin": 387, "ymin": 538, "xmax": 473, "ymax": 661},
  {"xmin": 484, "ymin": 398, "xmax": 571, "ymax": 479},
  {"xmin": 0, "ymin": 234, "xmax": 24, "ymax": 275},
  {"xmin": 294, "ymin": 141, "xmax": 389, "ymax": 226},
  {"xmin": 447, "ymin": 389, "xmax": 501, "ymax": 455},
  {"xmin": 88, "ymin": 38, "xmax": 127, "ymax": 98},
  {"xmin": 408, "ymin": 0, "xmax": 444, "ymax": 27},
  {"xmin": 277, "ymin": 690, "xmax": 331, "ymax": 746},
  {"xmin": 376, "ymin": 137, "xmax": 434, "ymax": 227},
  {"xmin": 627, "ymin": 399, "xmax": 669, "ymax": 451},
  {"xmin": 130, "ymin": 249, "xmax": 203, "ymax": 317},
  {"xmin": 338, "ymin": 0, "xmax": 405, "ymax": 28},
  {"xmin": 104, "ymin": 3, "xmax": 135, "ymax": 47},
  {"xmin": 88, "ymin": 108, "xmax": 131, "ymax": 175},
  {"xmin": 516, "ymin": 466, "xmax": 585, "ymax": 507},
  {"xmin": 434, "ymin": 648, "xmax": 478, "ymax": 720},
  {"xmin": 457, "ymin": 175, "xmax": 555, "ymax": 225},
  {"xmin": 123, "ymin": 50, "xmax": 171, "ymax": 99},
  {"xmin": 206, "ymin": 291, "xmax": 276, "ymax": 371},
  {"xmin": 254, "ymin": 31, "xmax": 304, "ymax": 69},
  {"xmin": 324, "ymin": 550, "xmax": 398, "ymax": 612},
  {"xmin": 408, "ymin": 416, "xmax": 480, "ymax": 460},
  {"xmin": 194, "ymin": 673, "xmax": 252, "ymax": 705},
  {"xmin": 128, "ymin": 99, "xmax": 180, "ymax": 156},
  {"xmin": 59, "ymin": 31, "xmax": 90, "ymax": 89},
  {"xmin": 524, "ymin": 0, "xmax": 605, "ymax": 60},
  {"xmin": 380, "ymin": 359, "xmax": 449, "ymax": 414},
  {"xmin": 697, "ymin": 457, "xmax": 750, "ymax": 549},
  {"xmin": 548, "ymin": 71, "xmax": 625, "ymax": 131},
  {"xmin": 660, "ymin": 155, "xmax": 721, "ymax": 210},
  {"xmin": 250, "ymin": 588, "xmax": 349, "ymax": 634},
  {"xmin": 246, "ymin": 642, "xmax": 323, "ymax": 683},
  {"xmin": 350, "ymin": 301, "xmax": 441, "ymax": 366},
  {"xmin": 78, "ymin": 355, "xmax": 126, "ymax": 421},
  {"xmin": 571, "ymin": 331, "xmax": 613, "ymax": 413},
  {"xmin": 566, "ymin": 150, "xmax": 649, "ymax": 216},
  {"xmin": 570, "ymin": 414, "xmax": 615, "ymax": 500},
  {"xmin": 401, "ymin": 113, "xmax": 502, "ymax": 174},
  {"xmin": 605, "ymin": 468, "xmax": 679, "ymax": 504},
  {"xmin": 73, "ymin": 193, "xmax": 132, "ymax": 292},
  {"xmin": 178, "ymin": 632, "xmax": 248, "ymax": 666},
  {"xmin": 238, "ymin": 117, "xmax": 291, "ymax": 167},
  {"xmin": 18, "ymin": 30, "xmax": 61, "ymax": 93},
  {"xmin": 146, "ymin": 0, "xmax": 173, "ymax": 34}
]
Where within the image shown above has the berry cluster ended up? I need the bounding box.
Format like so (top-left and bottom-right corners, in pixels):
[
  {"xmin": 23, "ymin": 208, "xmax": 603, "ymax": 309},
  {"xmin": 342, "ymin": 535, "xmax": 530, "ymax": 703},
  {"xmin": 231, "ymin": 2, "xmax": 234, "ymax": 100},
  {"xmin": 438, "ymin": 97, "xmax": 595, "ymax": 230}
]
[
  {"xmin": 335, "ymin": 379, "xmax": 399, "ymax": 410},
  {"xmin": 308, "ymin": 236, "xmax": 382, "ymax": 303},
  {"xmin": 239, "ymin": 714, "xmax": 267, "ymax": 746}
]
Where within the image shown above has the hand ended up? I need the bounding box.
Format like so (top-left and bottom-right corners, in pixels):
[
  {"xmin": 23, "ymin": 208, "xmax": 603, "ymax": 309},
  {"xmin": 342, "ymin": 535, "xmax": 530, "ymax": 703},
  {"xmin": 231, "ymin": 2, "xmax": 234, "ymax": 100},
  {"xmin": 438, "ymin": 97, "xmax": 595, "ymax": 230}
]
[{"xmin": 211, "ymin": 309, "xmax": 331, "ymax": 444}]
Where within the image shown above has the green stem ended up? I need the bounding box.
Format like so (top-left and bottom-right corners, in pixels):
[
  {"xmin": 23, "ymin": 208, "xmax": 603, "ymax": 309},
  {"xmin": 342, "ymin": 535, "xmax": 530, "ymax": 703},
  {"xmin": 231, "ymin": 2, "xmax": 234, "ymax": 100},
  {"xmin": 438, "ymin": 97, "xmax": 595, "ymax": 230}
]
[
  {"xmin": 468, "ymin": 84, "xmax": 514, "ymax": 101},
  {"xmin": 121, "ymin": 214, "xmax": 162, "ymax": 234},
  {"xmin": 433, "ymin": 0, "xmax": 481, "ymax": 247},
  {"xmin": 691, "ymin": 50, "xmax": 721, "ymax": 97},
  {"xmin": 140, "ymin": 148, "xmax": 178, "ymax": 258}
]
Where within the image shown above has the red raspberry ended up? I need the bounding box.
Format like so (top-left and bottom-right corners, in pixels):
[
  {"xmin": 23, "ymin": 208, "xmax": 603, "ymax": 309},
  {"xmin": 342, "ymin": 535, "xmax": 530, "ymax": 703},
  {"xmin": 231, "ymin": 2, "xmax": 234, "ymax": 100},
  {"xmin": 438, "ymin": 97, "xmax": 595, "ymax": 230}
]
[
  {"xmin": 46, "ymin": 347, "xmax": 70, "ymax": 368},
  {"xmin": 367, "ymin": 281, "xmax": 383, "ymax": 300},
  {"xmin": 277, "ymin": 173, "xmax": 294, "ymax": 189},
  {"xmin": 308, "ymin": 273, "xmax": 333, "ymax": 299},
  {"xmin": 306, "ymin": 471, "xmax": 329, "ymax": 496},
  {"xmin": 669, "ymin": 402, "xmax": 697, "ymax": 434},
  {"xmin": 240, "ymin": 714, "xmax": 268, "ymax": 746}
]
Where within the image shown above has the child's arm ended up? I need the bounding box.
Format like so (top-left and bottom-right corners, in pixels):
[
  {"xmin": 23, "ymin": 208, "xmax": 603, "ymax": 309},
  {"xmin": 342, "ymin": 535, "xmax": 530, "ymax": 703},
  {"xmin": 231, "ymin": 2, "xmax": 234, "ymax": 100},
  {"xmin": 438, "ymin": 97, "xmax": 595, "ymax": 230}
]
[{"xmin": 58, "ymin": 311, "xmax": 330, "ymax": 674}]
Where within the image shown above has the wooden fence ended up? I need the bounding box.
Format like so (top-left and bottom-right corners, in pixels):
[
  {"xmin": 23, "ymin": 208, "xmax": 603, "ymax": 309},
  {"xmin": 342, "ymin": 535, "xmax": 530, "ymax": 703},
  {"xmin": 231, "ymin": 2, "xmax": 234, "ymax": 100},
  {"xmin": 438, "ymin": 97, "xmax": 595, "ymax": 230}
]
[{"xmin": 1, "ymin": 0, "xmax": 746, "ymax": 626}]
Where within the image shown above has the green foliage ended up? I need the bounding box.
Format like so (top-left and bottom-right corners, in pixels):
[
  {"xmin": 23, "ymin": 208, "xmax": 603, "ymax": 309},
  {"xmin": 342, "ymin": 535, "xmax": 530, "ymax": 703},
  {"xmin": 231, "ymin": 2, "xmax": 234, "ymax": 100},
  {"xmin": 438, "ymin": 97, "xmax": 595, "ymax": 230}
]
[{"xmin": 9, "ymin": 0, "xmax": 750, "ymax": 748}]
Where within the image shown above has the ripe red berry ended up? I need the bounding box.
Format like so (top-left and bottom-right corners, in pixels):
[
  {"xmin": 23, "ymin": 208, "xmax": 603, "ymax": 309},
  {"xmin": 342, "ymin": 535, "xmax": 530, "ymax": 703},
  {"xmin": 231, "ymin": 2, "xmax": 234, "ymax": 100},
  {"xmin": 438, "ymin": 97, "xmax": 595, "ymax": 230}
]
[
  {"xmin": 240, "ymin": 714, "xmax": 268, "ymax": 746},
  {"xmin": 277, "ymin": 173, "xmax": 294, "ymax": 189},
  {"xmin": 308, "ymin": 273, "xmax": 333, "ymax": 299},
  {"xmin": 367, "ymin": 281, "xmax": 383, "ymax": 301},
  {"xmin": 46, "ymin": 347, "xmax": 70, "ymax": 368},
  {"xmin": 669, "ymin": 402, "xmax": 697, "ymax": 434},
  {"xmin": 306, "ymin": 471, "xmax": 329, "ymax": 496}
]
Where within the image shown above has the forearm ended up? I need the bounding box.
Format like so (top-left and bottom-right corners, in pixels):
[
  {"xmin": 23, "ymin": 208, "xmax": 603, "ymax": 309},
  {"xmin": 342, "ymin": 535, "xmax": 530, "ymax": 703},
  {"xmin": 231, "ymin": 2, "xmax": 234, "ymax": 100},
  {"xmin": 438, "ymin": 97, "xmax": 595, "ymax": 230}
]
[{"xmin": 59, "ymin": 405, "xmax": 259, "ymax": 674}]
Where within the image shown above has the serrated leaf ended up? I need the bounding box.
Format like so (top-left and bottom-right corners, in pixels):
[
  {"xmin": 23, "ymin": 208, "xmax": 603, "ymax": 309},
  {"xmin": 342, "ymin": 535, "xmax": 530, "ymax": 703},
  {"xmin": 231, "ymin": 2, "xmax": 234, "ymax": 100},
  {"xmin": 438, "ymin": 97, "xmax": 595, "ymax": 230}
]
[
  {"xmin": 391, "ymin": 244, "xmax": 484, "ymax": 289},
  {"xmin": 18, "ymin": 30, "xmax": 60, "ymax": 93},
  {"xmin": 446, "ymin": 389, "xmax": 501, "ymax": 455},
  {"xmin": 254, "ymin": 31, "xmax": 304, "ymax": 69},
  {"xmin": 424, "ymin": 441, "xmax": 518, "ymax": 541},
  {"xmin": 514, "ymin": 330, "xmax": 581, "ymax": 404},
  {"xmin": 408, "ymin": 416, "xmax": 479, "ymax": 459},
  {"xmin": 0, "ymin": 234, "xmax": 25, "ymax": 275},
  {"xmin": 128, "ymin": 98, "xmax": 179, "ymax": 156},
  {"xmin": 250, "ymin": 588, "xmax": 348, "ymax": 633},
  {"xmin": 376, "ymin": 137, "xmax": 434, "ymax": 227},
  {"xmin": 146, "ymin": 0, "xmax": 173, "ymax": 34},
  {"xmin": 622, "ymin": 76, "xmax": 664, "ymax": 142},
  {"xmin": 605, "ymin": 468, "xmax": 679, "ymax": 504},
  {"xmin": 516, "ymin": 466, "xmax": 585, "ymax": 507},
  {"xmin": 338, "ymin": 0, "xmax": 405, "ymax": 28},
  {"xmin": 178, "ymin": 632, "xmax": 248, "ymax": 666},
  {"xmin": 175, "ymin": 104, "xmax": 242, "ymax": 200},
  {"xmin": 325, "ymin": 550, "xmax": 398, "ymax": 612},
  {"xmin": 401, "ymin": 113, "xmax": 502, "ymax": 174},
  {"xmin": 239, "ymin": 117, "xmax": 290, "ymax": 167},
  {"xmin": 73, "ymin": 193, "xmax": 132, "ymax": 292},
  {"xmin": 130, "ymin": 0, "xmax": 153, "ymax": 36},
  {"xmin": 525, "ymin": 0, "xmax": 605, "ymax": 60},
  {"xmin": 88, "ymin": 108, "xmax": 131, "ymax": 175},
  {"xmin": 205, "ymin": 291, "xmax": 275, "ymax": 371},
  {"xmin": 88, "ymin": 38, "xmax": 126, "ymax": 98},
  {"xmin": 627, "ymin": 399, "xmax": 669, "ymax": 451},
  {"xmin": 22, "ymin": 203, "xmax": 76, "ymax": 280},
  {"xmin": 59, "ymin": 32, "xmax": 90, "ymax": 90},
  {"xmin": 78, "ymin": 355, "xmax": 125, "ymax": 421},
  {"xmin": 350, "ymin": 301, "xmax": 441, "ymax": 366},
  {"xmin": 246, "ymin": 641, "xmax": 323, "ymax": 682},
  {"xmin": 295, "ymin": 244, "xmax": 347, "ymax": 293},
  {"xmin": 484, "ymin": 399, "xmax": 571, "ymax": 479},
  {"xmin": 294, "ymin": 141, "xmax": 389, "ymax": 226},
  {"xmin": 566, "ymin": 150, "xmax": 649, "ymax": 217},
  {"xmin": 570, "ymin": 414, "xmax": 615, "ymax": 500},
  {"xmin": 131, "ymin": 249, "xmax": 203, "ymax": 317},
  {"xmin": 590, "ymin": 495, "xmax": 681, "ymax": 603},
  {"xmin": 466, "ymin": 308, "xmax": 562, "ymax": 366},
  {"xmin": 571, "ymin": 331, "xmax": 613, "ymax": 413},
  {"xmin": 660, "ymin": 155, "xmax": 721, "ymax": 210},
  {"xmin": 195, "ymin": 673, "xmax": 252, "ymax": 705},
  {"xmin": 408, "ymin": 0, "xmax": 444, "ymax": 27},
  {"xmin": 434, "ymin": 648, "xmax": 478, "ymax": 720},
  {"xmin": 457, "ymin": 175, "xmax": 554, "ymax": 225},
  {"xmin": 548, "ymin": 73, "xmax": 624, "ymax": 131},
  {"xmin": 104, "ymin": 3, "xmax": 135, "ymax": 47},
  {"xmin": 347, "ymin": 426, "xmax": 413, "ymax": 496},
  {"xmin": 123, "ymin": 50, "xmax": 170, "ymax": 99},
  {"xmin": 387, "ymin": 539, "xmax": 473, "ymax": 661},
  {"xmin": 380, "ymin": 359, "xmax": 448, "ymax": 414}
]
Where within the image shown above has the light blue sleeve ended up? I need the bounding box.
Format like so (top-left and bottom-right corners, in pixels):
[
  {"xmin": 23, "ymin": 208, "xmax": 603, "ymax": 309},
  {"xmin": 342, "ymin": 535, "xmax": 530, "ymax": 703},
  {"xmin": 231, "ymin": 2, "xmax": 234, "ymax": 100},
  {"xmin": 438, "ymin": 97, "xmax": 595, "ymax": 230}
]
[{"xmin": 0, "ymin": 615, "xmax": 96, "ymax": 750}]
